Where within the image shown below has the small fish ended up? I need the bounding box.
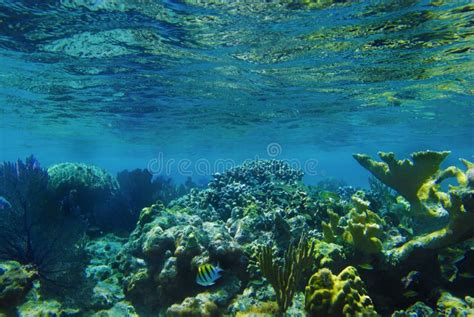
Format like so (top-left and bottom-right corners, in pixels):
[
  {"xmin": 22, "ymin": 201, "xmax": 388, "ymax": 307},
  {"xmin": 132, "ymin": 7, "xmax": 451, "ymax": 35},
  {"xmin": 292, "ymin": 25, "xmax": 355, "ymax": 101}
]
[
  {"xmin": 402, "ymin": 290, "xmax": 418, "ymax": 298},
  {"xmin": 358, "ymin": 263, "xmax": 374, "ymax": 270},
  {"xmin": 196, "ymin": 263, "xmax": 223, "ymax": 287},
  {"xmin": 459, "ymin": 272, "xmax": 474, "ymax": 279},
  {"xmin": 402, "ymin": 271, "xmax": 420, "ymax": 289},
  {"xmin": 0, "ymin": 197, "xmax": 12, "ymax": 210}
]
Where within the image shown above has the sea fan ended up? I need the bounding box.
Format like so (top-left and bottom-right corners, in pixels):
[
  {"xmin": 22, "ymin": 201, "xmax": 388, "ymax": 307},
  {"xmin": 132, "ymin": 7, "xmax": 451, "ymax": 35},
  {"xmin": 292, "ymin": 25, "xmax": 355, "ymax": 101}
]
[{"xmin": 0, "ymin": 155, "xmax": 87, "ymax": 292}]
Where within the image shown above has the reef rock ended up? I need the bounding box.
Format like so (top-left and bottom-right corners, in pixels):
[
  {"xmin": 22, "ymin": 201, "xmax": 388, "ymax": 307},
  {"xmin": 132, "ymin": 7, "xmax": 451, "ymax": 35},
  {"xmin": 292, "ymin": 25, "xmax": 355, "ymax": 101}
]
[
  {"xmin": 122, "ymin": 204, "xmax": 244, "ymax": 309},
  {"xmin": 0, "ymin": 261, "xmax": 37, "ymax": 313}
]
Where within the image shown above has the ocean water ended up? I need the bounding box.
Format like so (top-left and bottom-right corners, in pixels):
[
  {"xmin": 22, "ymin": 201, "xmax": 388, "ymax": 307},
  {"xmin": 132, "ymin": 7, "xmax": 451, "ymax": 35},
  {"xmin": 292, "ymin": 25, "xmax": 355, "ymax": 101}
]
[
  {"xmin": 0, "ymin": 0, "xmax": 473, "ymax": 316},
  {"xmin": 1, "ymin": 0, "xmax": 472, "ymax": 186}
]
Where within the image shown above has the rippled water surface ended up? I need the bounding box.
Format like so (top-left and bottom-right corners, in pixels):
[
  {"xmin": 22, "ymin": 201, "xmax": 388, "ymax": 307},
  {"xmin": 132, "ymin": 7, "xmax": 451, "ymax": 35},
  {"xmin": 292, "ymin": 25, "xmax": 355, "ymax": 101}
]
[{"xmin": 0, "ymin": 0, "xmax": 473, "ymax": 182}]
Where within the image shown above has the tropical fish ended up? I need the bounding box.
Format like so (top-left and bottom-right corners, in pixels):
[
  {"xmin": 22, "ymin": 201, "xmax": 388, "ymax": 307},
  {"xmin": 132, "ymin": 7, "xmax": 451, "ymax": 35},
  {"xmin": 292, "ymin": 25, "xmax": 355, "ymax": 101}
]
[
  {"xmin": 358, "ymin": 263, "xmax": 374, "ymax": 270},
  {"xmin": 196, "ymin": 263, "xmax": 223, "ymax": 287},
  {"xmin": 402, "ymin": 271, "xmax": 420, "ymax": 289},
  {"xmin": 459, "ymin": 272, "xmax": 474, "ymax": 279},
  {"xmin": 0, "ymin": 197, "xmax": 12, "ymax": 210},
  {"xmin": 402, "ymin": 290, "xmax": 418, "ymax": 298}
]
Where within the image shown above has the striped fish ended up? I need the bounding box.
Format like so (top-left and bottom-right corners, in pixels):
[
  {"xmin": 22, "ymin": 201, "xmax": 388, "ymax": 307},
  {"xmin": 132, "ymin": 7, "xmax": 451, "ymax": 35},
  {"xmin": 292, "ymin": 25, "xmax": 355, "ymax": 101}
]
[{"xmin": 196, "ymin": 263, "xmax": 223, "ymax": 286}]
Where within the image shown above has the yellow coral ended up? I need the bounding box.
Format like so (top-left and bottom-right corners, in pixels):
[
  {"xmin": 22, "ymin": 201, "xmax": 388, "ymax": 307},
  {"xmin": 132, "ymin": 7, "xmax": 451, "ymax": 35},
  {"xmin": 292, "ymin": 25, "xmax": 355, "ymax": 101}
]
[
  {"xmin": 304, "ymin": 266, "xmax": 377, "ymax": 317},
  {"xmin": 388, "ymin": 158, "xmax": 474, "ymax": 262},
  {"xmin": 342, "ymin": 195, "xmax": 385, "ymax": 255},
  {"xmin": 353, "ymin": 151, "xmax": 450, "ymax": 217},
  {"xmin": 322, "ymin": 209, "xmax": 343, "ymax": 243},
  {"xmin": 323, "ymin": 194, "xmax": 384, "ymax": 255}
]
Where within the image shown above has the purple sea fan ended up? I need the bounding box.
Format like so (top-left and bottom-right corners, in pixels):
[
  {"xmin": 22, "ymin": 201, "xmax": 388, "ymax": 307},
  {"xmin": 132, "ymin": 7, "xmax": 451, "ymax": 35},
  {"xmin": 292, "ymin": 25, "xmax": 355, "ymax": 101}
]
[{"xmin": 0, "ymin": 155, "xmax": 87, "ymax": 292}]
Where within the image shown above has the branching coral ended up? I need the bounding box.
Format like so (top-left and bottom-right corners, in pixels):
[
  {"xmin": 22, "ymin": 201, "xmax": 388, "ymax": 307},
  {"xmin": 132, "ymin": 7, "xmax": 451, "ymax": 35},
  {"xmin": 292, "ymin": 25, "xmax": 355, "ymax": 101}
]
[
  {"xmin": 322, "ymin": 193, "xmax": 385, "ymax": 255},
  {"xmin": 304, "ymin": 266, "xmax": 377, "ymax": 316},
  {"xmin": 257, "ymin": 235, "xmax": 315, "ymax": 314},
  {"xmin": 353, "ymin": 151, "xmax": 450, "ymax": 217},
  {"xmin": 343, "ymin": 195, "xmax": 385, "ymax": 255},
  {"xmin": 353, "ymin": 151, "xmax": 474, "ymax": 263}
]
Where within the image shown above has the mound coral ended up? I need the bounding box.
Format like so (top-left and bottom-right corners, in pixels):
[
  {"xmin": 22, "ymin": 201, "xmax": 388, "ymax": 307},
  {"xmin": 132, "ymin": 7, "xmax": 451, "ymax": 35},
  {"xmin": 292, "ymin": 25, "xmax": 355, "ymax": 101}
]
[
  {"xmin": 48, "ymin": 162, "xmax": 122, "ymax": 230},
  {"xmin": 304, "ymin": 266, "xmax": 377, "ymax": 316}
]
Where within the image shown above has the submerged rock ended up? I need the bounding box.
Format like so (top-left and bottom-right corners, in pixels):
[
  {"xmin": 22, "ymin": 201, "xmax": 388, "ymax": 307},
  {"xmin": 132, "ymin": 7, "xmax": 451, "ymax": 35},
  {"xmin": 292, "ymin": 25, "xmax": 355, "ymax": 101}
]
[
  {"xmin": 391, "ymin": 301, "xmax": 434, "ymax": 317},
  {"xmin": 91, "ymin": 301, "xmax": 139, "ymax": 317},
  {"xmin": 18, "ymin": 299, "xmax": 80, "ymax": 317}
]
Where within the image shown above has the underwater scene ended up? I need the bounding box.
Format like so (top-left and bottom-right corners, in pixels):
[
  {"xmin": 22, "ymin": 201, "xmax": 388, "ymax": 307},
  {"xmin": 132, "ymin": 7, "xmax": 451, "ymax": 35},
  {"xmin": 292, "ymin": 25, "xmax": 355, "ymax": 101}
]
[{"xmin": 0, "ymin": 0, "xmax": 473, "ymax": 316}]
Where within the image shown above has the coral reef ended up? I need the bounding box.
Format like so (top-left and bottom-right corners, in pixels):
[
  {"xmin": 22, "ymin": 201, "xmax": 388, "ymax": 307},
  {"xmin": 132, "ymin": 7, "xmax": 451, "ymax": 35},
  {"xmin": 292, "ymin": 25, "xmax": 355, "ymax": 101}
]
[
  {"xmin": 436, "ymin": 291, "xmax": 474, "ymax": 316},
  {"xmin": 1, "ymin": 155, "xmax": 472, "ymax": 316},
  {"xmin": 48, "ymin": 162, "xmax": 119, "ymax": 201},
  {"xmin": 353, "ymin": 152, "xmax": 474, "ymax": 260},
  {"xmin": 165, "ymin": 294, "xmax": 219, "ymax": 317},
  {"xmin": 121, "ymin": 204, "xmax": 244, "ymax": 310},
  {"xmin": 391, "ymin": 301, "xmax": 434, "ymax": 317},
  {"xmin": 304, "ymin": 266, "xmax": 377, "ymax": 316}
]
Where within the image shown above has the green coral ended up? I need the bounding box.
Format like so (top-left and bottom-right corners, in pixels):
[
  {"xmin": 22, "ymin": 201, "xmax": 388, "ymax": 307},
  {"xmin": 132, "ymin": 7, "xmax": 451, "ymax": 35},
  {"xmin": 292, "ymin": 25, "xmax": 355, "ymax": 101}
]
[
  {"xmin": 343, "ymin": 195, "xmax": 385, "ymax": 255},
  {"xmin": 436, "ymin": 291, "xmax": 474, "ymax": 316},
  {"xmin": 353, "ymin": 151, "xmax": 474, "ymax": 263},
  {"xmin": 322, "ymin": 209, "xmax": 343, "ymax": 244},
  {"xmin": 322, "ymin": 193, "xmax": 385, "ymax": 255},
  {"xmin": 48, "ymin": 162, "xmax": 119, "ymax": 197},
  {"xmin": 388, "ymin": 158, "xmax": 474, "ymax": 262},
  {"xmin": 243, "ymin": 201, "xmax": 259, "ymax": 217},
  {"xmin": 18, "ymin": 297, "xmax": 80, "ymax": 317},
  {"xmin": 353, "ymin": 151, "xmax": 450, "ymax": 217},
  {"xmin": 257, "ymin": 235, "xmax": 316, "ymax": 314},
  {"xmin": 312, "ymin": 240, "xmax": 346, "ymax": 271},
  {"xmin": 304, "ymin": 266, "xmax": 377, "ymax": 317}
]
